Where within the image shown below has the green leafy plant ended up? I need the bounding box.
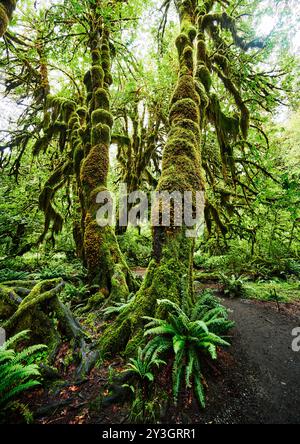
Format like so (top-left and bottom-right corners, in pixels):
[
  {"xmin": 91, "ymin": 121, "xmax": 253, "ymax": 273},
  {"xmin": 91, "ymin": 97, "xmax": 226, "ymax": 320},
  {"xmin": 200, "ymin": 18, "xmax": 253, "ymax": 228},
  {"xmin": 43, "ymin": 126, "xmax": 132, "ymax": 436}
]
[
  {"xmin": 0, "ymin": 269, "xmax": 29, "ymax": 283},
  {"xmin": 219, "ymin": 273, "xmax": 245, "ymax": 298},
  {"xmin": 101, "ymin": 293, "xmax": 135, "ymax": 319},
  {"xmin": 123, "ymin": 346, "xmax": 166, "ymax": 384},
  {"xmin": 143, "ymin": 295, "xmax": 233, "ymax": 408},
  {"xmin": 0, "ymin": 330, "xmax": 47, "ymax": 413},
  {"xmin": 123, "ymin": 346, "xmax": 166, "ymax": 423},
  {"xmin": 61, "ymin": 282, "xmax": 89, "ymax": 304}
]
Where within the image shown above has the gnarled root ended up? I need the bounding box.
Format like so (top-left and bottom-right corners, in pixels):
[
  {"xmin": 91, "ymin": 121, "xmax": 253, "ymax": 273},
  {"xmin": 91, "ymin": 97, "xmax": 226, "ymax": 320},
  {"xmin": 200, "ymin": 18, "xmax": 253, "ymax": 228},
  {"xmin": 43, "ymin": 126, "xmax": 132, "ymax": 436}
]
[{"xmin": 0, "ymin": 278, "xmax": 98, "ymax": 377}]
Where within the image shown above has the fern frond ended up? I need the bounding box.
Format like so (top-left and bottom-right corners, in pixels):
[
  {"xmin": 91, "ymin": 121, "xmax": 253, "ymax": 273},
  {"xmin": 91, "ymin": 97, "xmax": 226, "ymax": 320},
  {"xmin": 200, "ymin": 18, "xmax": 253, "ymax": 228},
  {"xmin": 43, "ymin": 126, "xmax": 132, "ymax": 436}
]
[
  {"xmin": 194, "ymin": 373, "xmax": 206, "ymax": 408},
  {"xmin": 1, "ymin": 330, "xmax": 30, "ymax": 350}
]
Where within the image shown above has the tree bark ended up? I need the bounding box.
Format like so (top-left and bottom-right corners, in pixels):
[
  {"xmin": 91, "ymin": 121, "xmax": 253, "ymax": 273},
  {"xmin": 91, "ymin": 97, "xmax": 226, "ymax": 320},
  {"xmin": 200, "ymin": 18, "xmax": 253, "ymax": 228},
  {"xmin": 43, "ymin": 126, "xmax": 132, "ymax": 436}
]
[
  {"xmin": 100, "ymin": 0, "xmax": 205, "ymax": 356},
  {"xmin": 80, "ymin": 7, "xmax": 136, "ymax": 302}
]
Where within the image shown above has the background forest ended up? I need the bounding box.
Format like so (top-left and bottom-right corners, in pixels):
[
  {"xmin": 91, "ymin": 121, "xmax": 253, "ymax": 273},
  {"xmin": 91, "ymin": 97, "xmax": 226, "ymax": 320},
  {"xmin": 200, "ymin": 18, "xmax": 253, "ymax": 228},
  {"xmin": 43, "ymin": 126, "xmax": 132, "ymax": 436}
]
[{"xmin": 0, "ymin": 0, "xmax": 299, "ymax": 425}]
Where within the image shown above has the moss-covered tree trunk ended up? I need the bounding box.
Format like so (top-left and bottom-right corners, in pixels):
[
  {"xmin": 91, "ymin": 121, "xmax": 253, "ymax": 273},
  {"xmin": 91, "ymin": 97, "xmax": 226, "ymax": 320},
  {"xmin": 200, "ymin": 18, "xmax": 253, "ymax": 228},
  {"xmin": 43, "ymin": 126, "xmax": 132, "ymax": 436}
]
[
  {"xmin": 80, "ymin": 10, "xmax": 135, "ymax": 303},
  {"xmin": 100, "ymin": 0, "xmax": 205, "ymax": 355},
  {"xmin": 0, "ymin": 0, "xmax": 17, "ymax": 37}
]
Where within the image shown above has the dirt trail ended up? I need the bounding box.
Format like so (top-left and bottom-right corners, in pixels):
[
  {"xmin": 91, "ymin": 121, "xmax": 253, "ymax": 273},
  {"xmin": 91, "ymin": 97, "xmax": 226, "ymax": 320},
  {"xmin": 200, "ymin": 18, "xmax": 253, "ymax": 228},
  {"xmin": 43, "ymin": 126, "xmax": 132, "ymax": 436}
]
[{"xmin": 192, "ymin": 298, "xmax": 300, "ymax": 424}]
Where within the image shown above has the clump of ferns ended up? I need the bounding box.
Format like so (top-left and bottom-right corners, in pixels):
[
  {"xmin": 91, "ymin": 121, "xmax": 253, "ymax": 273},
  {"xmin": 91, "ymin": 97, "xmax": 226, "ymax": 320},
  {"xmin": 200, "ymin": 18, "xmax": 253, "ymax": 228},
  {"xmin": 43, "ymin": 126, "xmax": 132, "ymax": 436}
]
[
  {"xmin": 0, "ymin": 330, "xmax": 46, "ymax": 421},
  {"xmin": 122, "ymin": 345, "xmax": 166, "ymax": 423},
  {"xmin": 142, "ymin": 294, "xmax": 234, "ymax": 408},
  {"xmin": 101, "ymin": 293, "xmax": 136, "ymax": 319}
]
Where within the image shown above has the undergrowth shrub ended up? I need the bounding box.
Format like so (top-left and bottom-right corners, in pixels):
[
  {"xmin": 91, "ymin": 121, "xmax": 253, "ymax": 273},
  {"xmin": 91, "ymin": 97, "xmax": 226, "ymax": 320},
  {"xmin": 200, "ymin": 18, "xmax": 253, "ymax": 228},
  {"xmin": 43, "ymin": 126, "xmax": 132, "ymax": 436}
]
[
  {"xmin": 117, "ymin": 229, "xmax": 152, "ymax": 268},
  {"xmin": 219, "ymin": 273, "xmax": 246, "ymax": 298}
]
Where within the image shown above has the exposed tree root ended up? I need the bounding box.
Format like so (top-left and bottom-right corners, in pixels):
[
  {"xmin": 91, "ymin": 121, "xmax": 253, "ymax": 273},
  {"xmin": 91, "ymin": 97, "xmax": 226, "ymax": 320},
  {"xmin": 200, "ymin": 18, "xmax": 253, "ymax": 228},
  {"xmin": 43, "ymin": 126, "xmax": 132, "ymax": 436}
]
[{"xmin": 0, "ymin": 278, "xmax": 98, "ymax": 377}]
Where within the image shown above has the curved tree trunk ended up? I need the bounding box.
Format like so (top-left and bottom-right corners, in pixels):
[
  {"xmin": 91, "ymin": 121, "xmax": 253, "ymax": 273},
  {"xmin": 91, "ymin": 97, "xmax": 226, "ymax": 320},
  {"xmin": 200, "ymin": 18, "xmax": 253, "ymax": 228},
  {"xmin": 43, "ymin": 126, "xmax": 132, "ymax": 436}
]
[{"xmin": 100, "ymin": 0, "xmax": 205, "ymax": 356}]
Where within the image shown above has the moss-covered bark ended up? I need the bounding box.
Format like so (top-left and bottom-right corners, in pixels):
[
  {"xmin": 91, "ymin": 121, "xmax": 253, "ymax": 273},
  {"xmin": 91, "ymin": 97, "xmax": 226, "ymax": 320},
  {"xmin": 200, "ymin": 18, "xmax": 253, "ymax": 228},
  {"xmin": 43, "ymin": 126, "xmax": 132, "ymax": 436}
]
[
  {"xmin": 80, "ymin": 14, "xmax": 136, "ymax": 302},
  {"xmin": 0, "ymin": 279, "xmax": 94, "ymax": 371},
  {"xmin": 100, "ymin": 0, "xmax": 205, "ymax": 356},
  {"xmin": 0, "ymin": 0, "xmax": 17, "ymax": 37}
]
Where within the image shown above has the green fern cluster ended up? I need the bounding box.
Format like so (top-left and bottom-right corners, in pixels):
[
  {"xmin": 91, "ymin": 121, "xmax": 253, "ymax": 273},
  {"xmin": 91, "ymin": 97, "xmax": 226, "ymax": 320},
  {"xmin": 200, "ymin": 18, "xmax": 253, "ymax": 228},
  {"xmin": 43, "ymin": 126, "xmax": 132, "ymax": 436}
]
[
  {"xmin": 142, "ymin": 293, "xmax": 234, "ymax": 408},
  {"xmin": 124, "ymin": 346, "xmax": 166, "ymax": 383},
  {"xmin": 102, "ymin": 293, "xmax": 135, "ymax": 319},
  {"xmin": 219, "ymin": 273, "xmax": 245, "ymax": 298},
  {"xmin": 123, "ymin": 347, "xmax": 165, "ymax": 423},
  {"xmin": 0, "ymin": 330, "xmax": 47, "ymax": 411}
]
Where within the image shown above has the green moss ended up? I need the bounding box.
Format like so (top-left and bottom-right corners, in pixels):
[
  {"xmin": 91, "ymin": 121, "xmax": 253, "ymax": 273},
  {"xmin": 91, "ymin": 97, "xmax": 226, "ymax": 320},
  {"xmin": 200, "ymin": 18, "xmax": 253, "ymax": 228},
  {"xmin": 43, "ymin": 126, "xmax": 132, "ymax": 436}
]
[
  {"xmin": 240, "ymin": 110, "xmax": 250, "ymax": 139},
  {"xmin": 170, "ymin": 98, "xmax": 200, "ymax": 124},
  {"xmin": 91, "ymin": 109, "xmax": 113, "ymax": 128},
  {"xmin": 197, "ymin": 64, "xmax": 212, "ymax": 92},
  {"xmin": 73, "ymin": 146, "xmax": 84, "ymax": 177},
  {"xmin": 0, "ymin": 285, "xmax": 19, "ymax": 319},
  {"xmin": 91, "ymin": 49, "xmax": 101, "ymax": 64},
  {"xmin": 110, "ymin": 264, "xmax": 130, "ymax": 302},
  {"xmin": 81, "ymin": 145, "xmax": 109, "ymax": 190},
  {"xmin": 77, "ymin": 107, "xmax": 87, "ymax": 119},
  {"xmin": 104, "ymin": 73, "xmax": 113, "ymax": 86},
  {"xmin": 176, "ymin": 118, "xmax": 201, "ymax": 140},
  {"xmin": 0, "ymin": 4, "xmax": 8, "ymax": 36},
  {"xmin": 94, "ymin": 88, "xmax": 110, "ymax": 111},
  {"xmin": 171, "ymin": 75, "xmax": 200, "ymax": 106},
  {"xmin": 91, "ymin": 123, "xmax": 111, "ymax": 146},
  {"xmin": 99, "ymin": 233, "xmax": 195, "ymax": 356},
  {"xmin": 91, "ymin": 65, "xmax": 104, "ymax": 89},
  {"xmin": 175, "ymin": 33, "xmax": 190, "ymax": 57},
  {"xmin": 197, "ymin": 39, "xmax": 206, "ymax": 62}
]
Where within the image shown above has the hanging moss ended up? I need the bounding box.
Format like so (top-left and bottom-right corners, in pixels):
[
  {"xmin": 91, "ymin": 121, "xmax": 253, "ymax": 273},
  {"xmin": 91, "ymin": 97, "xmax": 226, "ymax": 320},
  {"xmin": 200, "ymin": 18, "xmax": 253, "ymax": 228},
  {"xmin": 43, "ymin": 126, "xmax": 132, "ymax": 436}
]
[
  {"xmin": 0, "ymin": 4, "xmax": 8, "ymax": 36},
  {"xmin": 181, "ymin": 46, "xmax": 194, "ymax": 74},
  {"xmin": 197, "ymin": 39, "xmax": 206, "ymax": 62},
  {"xmin": 175, "ymin": 33, "xmax": 190, "ymax": 57},
  {"xmin": 240, "ymin": 110, "xmax": 250, "ymax": 139},
  {"xmin": 73, "ymin": 146, "xmax": 84, "ymax": 178},
  {"xmin": 213, "ymin": 53, "xmax": 229, "ymax": 73},
  {"xmin": 91, "ymin": 49, "xmax": 101, "ymax": 64},
  {"xmin": 91, "ymin": 123, "xmax": 111, "ymax": 146}
]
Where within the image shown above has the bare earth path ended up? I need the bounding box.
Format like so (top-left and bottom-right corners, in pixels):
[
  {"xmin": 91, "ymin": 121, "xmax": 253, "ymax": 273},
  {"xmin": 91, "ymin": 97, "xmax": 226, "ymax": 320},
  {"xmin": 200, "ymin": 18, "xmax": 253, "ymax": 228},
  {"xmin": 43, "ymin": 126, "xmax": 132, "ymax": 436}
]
[{"xmin": 191, "ymin": 298, "xmax": 300, "ymax": 424}]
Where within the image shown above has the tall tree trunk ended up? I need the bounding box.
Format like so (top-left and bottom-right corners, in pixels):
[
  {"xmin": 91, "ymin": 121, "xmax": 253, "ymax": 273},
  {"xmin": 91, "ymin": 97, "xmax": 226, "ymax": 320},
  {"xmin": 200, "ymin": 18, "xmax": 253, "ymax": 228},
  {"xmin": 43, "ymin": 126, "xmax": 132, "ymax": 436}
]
[
  {"xmin": 80, "ymin": 10, "xmax": 136, "ymax": 302},
  {"xmin": 100, "ymin": 0, "xmax": 205, "ymax": 355}
]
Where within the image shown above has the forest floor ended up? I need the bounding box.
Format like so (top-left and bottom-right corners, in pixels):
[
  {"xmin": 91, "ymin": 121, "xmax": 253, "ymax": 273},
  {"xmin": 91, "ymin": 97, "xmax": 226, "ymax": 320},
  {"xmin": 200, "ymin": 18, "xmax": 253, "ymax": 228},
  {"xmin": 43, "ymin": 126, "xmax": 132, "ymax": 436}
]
[{"xmin": 14, "ymin": 285, "xmax": 300, "ymax": 425}]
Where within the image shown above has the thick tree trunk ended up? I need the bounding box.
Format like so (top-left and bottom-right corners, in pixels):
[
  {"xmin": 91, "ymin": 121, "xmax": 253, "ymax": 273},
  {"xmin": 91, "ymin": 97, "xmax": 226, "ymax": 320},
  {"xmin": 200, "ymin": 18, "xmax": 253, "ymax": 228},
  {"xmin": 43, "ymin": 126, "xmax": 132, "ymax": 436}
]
[
  {"xmin": 100, "ymin": 0, "xmax": 205, "ymax": 356},
  {"xmin": 80, "ymin": 15, "xmax": 136, "ymax": 302}
]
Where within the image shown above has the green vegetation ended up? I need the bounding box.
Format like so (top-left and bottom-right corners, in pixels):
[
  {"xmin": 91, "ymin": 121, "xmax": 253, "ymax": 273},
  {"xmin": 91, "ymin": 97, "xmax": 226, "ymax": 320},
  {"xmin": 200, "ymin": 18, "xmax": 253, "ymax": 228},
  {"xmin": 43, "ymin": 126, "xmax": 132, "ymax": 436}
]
[
  {"xmin": 0, "ymin": 330, "xmax": 46, "ymax": 416},
  {"xmin": 0, "ymin": 0, "xmax": 299, "ymax": 426},
  {"xmin": 143, "ymin": 294, "xmax": 233, "ymax": 407}
]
